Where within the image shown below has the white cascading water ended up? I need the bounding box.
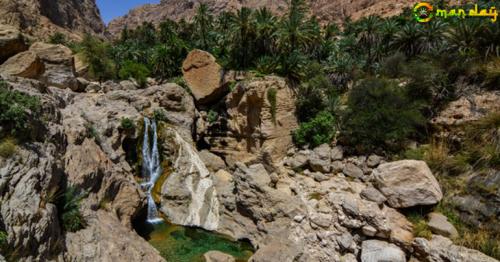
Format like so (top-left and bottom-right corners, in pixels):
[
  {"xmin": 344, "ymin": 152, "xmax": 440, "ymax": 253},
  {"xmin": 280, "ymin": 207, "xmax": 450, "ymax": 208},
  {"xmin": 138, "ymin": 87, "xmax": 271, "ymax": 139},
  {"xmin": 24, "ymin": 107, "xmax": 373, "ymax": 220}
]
[
  {"xmin": 141, "ymin": 118, "xmax": 163, "ymax": 224},
  {"xmin": 172, "ymin": 131, "xmax": 220, "ymax": 230}
]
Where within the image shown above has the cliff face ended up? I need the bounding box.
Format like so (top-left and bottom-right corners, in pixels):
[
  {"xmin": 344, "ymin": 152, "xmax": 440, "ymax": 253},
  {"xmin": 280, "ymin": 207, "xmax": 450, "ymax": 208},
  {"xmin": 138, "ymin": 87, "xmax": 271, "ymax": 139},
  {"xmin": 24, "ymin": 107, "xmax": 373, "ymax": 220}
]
[
  {"xmin": 0, "ymin": 0, "xmax": 105, "ymax": 40},
  {"xmin": 107, "ymin": 0, "xmax": 418, "ymax": 36}
]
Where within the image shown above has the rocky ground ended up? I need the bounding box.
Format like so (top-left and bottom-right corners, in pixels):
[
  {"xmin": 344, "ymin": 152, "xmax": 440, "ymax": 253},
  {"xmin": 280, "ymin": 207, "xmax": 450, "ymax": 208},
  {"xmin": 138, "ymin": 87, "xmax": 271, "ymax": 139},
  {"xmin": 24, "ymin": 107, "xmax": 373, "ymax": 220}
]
[{"xmin": 0, "ymin": 25, "xmax": 498, "ymax": 262}]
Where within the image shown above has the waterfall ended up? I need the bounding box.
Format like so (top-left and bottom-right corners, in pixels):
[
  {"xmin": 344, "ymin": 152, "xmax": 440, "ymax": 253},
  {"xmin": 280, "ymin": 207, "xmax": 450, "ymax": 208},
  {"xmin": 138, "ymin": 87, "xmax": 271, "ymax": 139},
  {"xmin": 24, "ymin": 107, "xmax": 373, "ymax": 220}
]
[
  {"xmin": 172, "ymin": 131, "xmax": 220, "ymax": 230},
  {"xmin": 142, "ymin": 118, "xmax": 163, "ymax": 224}
]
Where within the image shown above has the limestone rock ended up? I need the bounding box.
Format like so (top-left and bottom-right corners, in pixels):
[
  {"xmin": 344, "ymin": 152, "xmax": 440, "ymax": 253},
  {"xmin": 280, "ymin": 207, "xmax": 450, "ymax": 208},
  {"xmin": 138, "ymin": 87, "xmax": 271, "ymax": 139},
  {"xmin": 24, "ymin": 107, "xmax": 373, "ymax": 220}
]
[
  {"xmin": 120, "ymin": 80, "xmax": 138, "ymax": 90},
  {"xmin": 309, "ymin": 144, "xmax": 332, "ymax": 173},
  {"xmin": 373, "ymin": 160, "xmax": 443, "ymax": 208},
  {"xmin": 29, "ymin": 42, "xmax": 76, "ymax": 89},
  {"xmin": 0, "ymin": 24, "xmax": 27, "ymax": 63},
  {"xmin": 427, "ymin": 212, "xmax": 459, "ymax": 239},
  {"xmin": 204, "ymin": 251, "xmax": 236, "ymax": 262},
  {"xmin": 208, "ymin": 76, "xmax": 298, "ymax": 164},
  {"xmin": 331, "ymin": 146, "xmax": 344, "ymax": 160},
  {"xmin": 361, "ymin": 240, "xmax": 406, "ymax": 262},
  {"xmin": 0, "ymin": 50, "xmax": 44, "ymax": 78},
  {"xmin": 64, "ymin": 211, "xmax": 165, "ymax": 262},
  {"xmin": 249, "ymin": 239, "xmax": 302, "ymax": 262},
  {"xmin": 0, "ymin": 0, "xmax": 105, "ymax": 40},
  {"xmin": 182, "ymin": 49, "xmax": 224, "ymax": 104},
  {"xmin": 360, "ymin": 186, "xmax": 387, "ymax": 205},
  {"xmin": 74, "ymin": 53, "xmax": 89, "ymax": 77},
  {"xmin": 431, "ymin": 91, "xmax": 500, "ymax": 128},
  {"xmin": 413, "ymin": 235, "xmax": 498, "ymax": 262},
  {"xmin": 199, "ymin": 150, "xmax": 227, "ymax": 173},
  {"xmin": 343, "ymin": 163, "xmax": 364, "ymax": 179}
]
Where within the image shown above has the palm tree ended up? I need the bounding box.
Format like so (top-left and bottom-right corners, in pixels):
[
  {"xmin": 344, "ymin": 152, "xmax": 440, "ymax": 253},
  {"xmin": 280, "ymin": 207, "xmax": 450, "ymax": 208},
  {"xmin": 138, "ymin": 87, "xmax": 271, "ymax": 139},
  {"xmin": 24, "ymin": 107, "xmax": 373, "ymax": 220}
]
[
  {"xmin": 419, "ymin": 20, "xmax": 448, "ymax": 55},
  {"xmin": 228, "ymin": 7, "xmax": 256, "ymax": 69},
  {"xmin": 478, "ymin": 21, "xmax": 500, "ymax": 58},
  {"xmin": 356, "ymin": 15, "xmax": 382, "ymax": 65},
  {"xmin": 193, "ymin": 3, "xmax": 214, "ymax": 51},
  {"xmin": 254, "ymin": 7, "xmax": 277, "ymax": 55},
  {"xmin": 392, "ymin": 23, "xmax": 422, "ymax": 57},
  {"xmin": 277, "ymin": 0, "xmax": 314, "ymax": 53},
  {"xmin": 446, "ymin": 19, "xmax": 482, "ymax": 59}
]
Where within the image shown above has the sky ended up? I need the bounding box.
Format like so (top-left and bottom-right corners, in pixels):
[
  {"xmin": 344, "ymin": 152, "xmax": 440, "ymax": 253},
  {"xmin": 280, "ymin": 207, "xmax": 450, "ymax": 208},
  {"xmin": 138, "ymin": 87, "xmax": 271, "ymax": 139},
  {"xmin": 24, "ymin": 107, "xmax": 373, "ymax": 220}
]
[{"xmin": 96, "ymin": 0, "xmax": 160, "ymax": 24}]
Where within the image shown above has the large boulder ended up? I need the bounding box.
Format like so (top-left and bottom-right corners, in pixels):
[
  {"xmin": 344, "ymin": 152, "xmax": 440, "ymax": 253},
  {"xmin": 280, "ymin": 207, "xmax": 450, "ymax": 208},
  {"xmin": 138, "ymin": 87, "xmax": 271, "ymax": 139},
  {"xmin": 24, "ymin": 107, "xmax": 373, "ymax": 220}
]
[
  {"xmin": 206, "ymin": 76, "xmax": 298, "ymax": 164},
  {"xmin": 0, "ymin": 51, "xmax": 44, "ymax": 78},
  {"xmin": 29, "ymin": 42, "xmax": 76, "ymax": 89},
  {"xmin": 373, "ymin": 160, "xmax": 443, "ymax": 208},
  {"xmin": 0, "ymin": 24, "xmax": 28, "ymax": 63},
  {"xmin": 182, "ymin": 49, "xmax": 225, "ymax": 104},
  {"xmin": 361, "ymin": 240, "xmax": 406, "ymax": 262}
]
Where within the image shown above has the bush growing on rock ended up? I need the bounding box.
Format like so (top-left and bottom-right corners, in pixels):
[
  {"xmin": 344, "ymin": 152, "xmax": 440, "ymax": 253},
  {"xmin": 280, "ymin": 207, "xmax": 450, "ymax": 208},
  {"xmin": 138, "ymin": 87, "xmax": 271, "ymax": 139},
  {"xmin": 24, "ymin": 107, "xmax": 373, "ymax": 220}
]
[
  {"xmin": 118, "ymin": 60, "xmax": 151, "ymax": 87},
  {"xmin": 342, "ymin": 78, "xmax": 425, "ymax": 153},
  {"xmin": 0, "ymin": 81, "xmax": 42, "ymax": 139},
  {"xmin": 60, "ymin": 187, "xmax": 86, "ymax": 232},
  {"xmin": 120, "ymin": 117, "xmax": 135, "ymax": 131},
  {"xmin": 0, "ymin": 137, "xmax": 16, "ymax": 158},
  {"xmin": 293, "ymin": 111, "xmax": 336, "ymax": 148}
]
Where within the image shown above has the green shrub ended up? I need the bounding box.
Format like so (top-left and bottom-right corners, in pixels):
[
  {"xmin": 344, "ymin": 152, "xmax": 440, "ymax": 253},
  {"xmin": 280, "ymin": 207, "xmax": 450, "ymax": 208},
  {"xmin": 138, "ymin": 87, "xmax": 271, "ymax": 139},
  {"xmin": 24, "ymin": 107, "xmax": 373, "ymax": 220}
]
[
  {"xmin": 118, "ymin": 60, "xmax": 151, "ymax": 87},
  {"xmin": 342, "ymin": 78, "xmax": 425, "ymax": 153},
  {"xmin": 0, "ymin": 81, "xmax": 42, "ymax": 139},
  {"xmin": 80, "ymin": 35, "xmax": 117, "ymax": 82},
  {"xmin": 0, "ymin": 138, "xmax": 16, "ymax": 158},
  {"xmin": 207, "ymin": 110, "xmax": 218, "ymax": 124},
  {"xmin": 153, "ymin": 109, "xmax": 167, "ymax": 122},
  {"xmin": 48, "ymin": 32, "xmax": 68, "ymax": 45},
  {"xmin": 293, "ymin": 111, "xmax": 336, "ymax": 148},
  {"xmin": 60, "ymin": 187, "xmax": 86, "ymax": 232},
  {"xmin": 267, "ymin": 88, "xmax": 277, "ymax": 125},
  {"xmin": 0, "ymin": 230, "xmax": 7, "ymax": 251},
  {"xmin": 407, "ymin": 213, "xmax": 432, "ymax": 239},
  {"xmin": 120, "ymin": 117, "xmax": 135, "ymax": 130},
  {"xmin": 380, "ymin": 52, "xmax": 406, "ymax": 78},
  {"xmin": 296, "ymin": 74, "xmax": 338, "ymax": 123}
]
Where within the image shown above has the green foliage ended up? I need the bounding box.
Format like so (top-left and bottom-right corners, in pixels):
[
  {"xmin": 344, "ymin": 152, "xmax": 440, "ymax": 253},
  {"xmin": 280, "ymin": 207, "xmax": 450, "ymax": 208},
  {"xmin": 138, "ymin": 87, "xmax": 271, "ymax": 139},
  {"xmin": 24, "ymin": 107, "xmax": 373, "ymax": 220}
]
[
  {"xmin": 0, "ymin": 137, "xmax": 16, "ymax": 158},
  {"xmin": 207, "ymin": 110, "xmax": 218, "ymax": 124},
  {"xmin": 380, "ymin": 52, "xmax": 406, "ymax": 78},
  {"xmin": 342, "ymin": 78, "xmax": 425, "ymax": 153},
  {"xmin": 60, "ymin": 187, "xmax": 86, "ymax": 232},
  {"xmin": 120, "ymin": 118, "xmax": 135, "ymax": 130},
  {"xmin": 293, "ymin": 111, "xmax": 336, "ymax": 148},
  {"xmin": 153, "ymin": 109, "xmax": 168, "ymax": 123},
  {"xmin": 266, "ymin": 88, "xmax": 277, "ymax": 125},
  {"xmin": 0, "ymin": 81, "xmax": 42, "ymax": 139},
  {"xmin": 407, "ymin": 213, "xmax": 433, "ymax": 239},
  {"xmin": 118, "ymin": 60, "xmax": 150, "ymax": 87},
  {"xmin": 0, "ymin": 230, "xmax": 7, "ymax": 251},
  {"xmin": 85, "ymin": 123, "xmax": 101, "ymax": 145},
  {"xmin": 80, "ymin": 35, "xmax": 116, "ymax": 81},
  {"xmin": 48, "ymin": 32, "xmax": 68, "ymax": 45}
]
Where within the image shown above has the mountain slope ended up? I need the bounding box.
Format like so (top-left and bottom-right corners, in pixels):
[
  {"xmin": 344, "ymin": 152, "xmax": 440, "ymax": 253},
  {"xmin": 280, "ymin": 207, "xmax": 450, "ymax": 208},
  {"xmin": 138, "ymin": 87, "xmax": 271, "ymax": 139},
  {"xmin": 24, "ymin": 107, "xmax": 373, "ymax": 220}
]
[
  {"xmin": 0, "ymin": 0, "xmax": 105, "ymax": 40},
  {"xmin": 107, "ymin": 0, "xmax": 418, "ymax": 36}
]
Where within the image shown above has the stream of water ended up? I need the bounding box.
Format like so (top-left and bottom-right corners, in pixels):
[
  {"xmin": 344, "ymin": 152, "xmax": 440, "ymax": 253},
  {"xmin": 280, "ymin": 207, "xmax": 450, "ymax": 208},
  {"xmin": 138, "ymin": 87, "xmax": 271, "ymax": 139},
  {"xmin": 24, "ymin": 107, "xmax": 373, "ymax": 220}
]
[{"xmin": 141, "ymin": 117, "xmax": 163, "ymax": 224}]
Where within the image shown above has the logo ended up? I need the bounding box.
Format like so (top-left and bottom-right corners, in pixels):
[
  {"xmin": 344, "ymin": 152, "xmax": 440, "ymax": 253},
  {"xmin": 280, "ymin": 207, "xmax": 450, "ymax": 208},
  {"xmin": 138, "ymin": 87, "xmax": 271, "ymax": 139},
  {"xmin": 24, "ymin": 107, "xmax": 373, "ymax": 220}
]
[
  {"xmin": 414, "ymin": 2, "xmax": 434, "ymax": 23},
  {"xmin": 413, "ymin": 2, "xmax": 498, "ymax": 23}
]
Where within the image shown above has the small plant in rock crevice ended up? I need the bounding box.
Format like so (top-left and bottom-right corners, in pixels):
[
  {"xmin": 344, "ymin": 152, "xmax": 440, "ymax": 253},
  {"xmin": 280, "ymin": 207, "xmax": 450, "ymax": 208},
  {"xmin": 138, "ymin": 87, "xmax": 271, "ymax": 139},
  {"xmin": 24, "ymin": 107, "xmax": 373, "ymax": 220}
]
[
  {"xmin": 120, "ymin": 117, "xmax": 136, "ymax": 131},
  {"xmin": 267, "ymin": 88, "xmax": 277, "ymax": 125},
  {"xmin": 59, "ymin": 187, "xmax": 87, "ymax": 232}
]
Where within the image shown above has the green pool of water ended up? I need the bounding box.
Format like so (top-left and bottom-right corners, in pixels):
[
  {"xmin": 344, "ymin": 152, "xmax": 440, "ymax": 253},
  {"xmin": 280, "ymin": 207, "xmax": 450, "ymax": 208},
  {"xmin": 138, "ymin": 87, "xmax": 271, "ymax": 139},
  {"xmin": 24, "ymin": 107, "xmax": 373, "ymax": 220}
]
[{"xmin": 136, "ymin": 221, "xmax": 254, "ymax": 262}]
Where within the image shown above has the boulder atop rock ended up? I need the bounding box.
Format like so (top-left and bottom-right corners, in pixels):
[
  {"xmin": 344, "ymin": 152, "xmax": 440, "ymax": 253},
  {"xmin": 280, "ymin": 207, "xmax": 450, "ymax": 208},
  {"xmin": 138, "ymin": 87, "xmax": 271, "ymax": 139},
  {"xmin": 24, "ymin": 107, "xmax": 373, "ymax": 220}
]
[
  {"xmin": 361, "ymin": 240, "xmax": 406, "ymax": 262},
  {"xmin": 204, "ymin": 251, "xmax": 235, "ymax": 262},
  {"xmin": 373, "ymin": 160, "xmax": 443, "ymax": 208},
  {"xmin": 0, "ymin": 24, "xmax": 28, "ymax": 63},
  {"xmin": 182, "ymin": 49, "xmax": 224, "ymax": 104},
  {"xmin": 0, "ymin": 51, "xmax": 44, "ymax": 78},
  {"xmin": 29, "ymin": 42, "xmax": 74, "ymax": 65},
  {"xmin": 427, "ymin": 212, "xmax": 459, "ymax": 239}
]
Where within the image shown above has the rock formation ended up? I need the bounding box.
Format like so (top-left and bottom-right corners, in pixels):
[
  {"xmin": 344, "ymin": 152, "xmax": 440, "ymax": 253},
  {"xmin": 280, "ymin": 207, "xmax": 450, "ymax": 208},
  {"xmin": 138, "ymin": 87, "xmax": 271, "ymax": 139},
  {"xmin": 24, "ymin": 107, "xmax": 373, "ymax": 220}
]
[{"xmin": 0, "ymin": 0, "xmax": 105, "ymax": 40}]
